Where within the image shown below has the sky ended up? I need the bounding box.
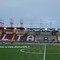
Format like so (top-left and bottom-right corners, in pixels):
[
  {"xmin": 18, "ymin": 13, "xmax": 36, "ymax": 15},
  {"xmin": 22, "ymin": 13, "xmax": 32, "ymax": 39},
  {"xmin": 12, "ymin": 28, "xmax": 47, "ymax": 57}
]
[{"xmin": 0, "ymin": 0, "xmax": 60, "ymax": 28}]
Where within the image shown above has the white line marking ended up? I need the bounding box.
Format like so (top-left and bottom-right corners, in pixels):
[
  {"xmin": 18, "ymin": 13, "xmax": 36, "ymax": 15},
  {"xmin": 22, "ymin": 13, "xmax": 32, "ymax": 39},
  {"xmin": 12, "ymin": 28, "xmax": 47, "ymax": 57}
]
[
  {"xmin": 20, "ymin": 49, "xmax": 60, "ymax": 55},
  {"xmin": 20, "ymin": 49, "xmax": 43, "ymax": 54},
  {"xmin": 43, "ymin": 44, "xmax": 46, "ymax": 60},
  {"xmin": 46, "ymin": 53, "xmax": 60, "ymax": 54},
  {"xmin": 20, "ymin": 47, "xmax": 60, "ymax": 54}
]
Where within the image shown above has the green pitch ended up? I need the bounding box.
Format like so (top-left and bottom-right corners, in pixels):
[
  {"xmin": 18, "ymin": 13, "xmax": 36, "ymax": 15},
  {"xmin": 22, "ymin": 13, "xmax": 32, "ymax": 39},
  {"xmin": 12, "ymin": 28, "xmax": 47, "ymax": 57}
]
[{"xmin": 0, "ymin": 44, "xmax": 60, "ymax": 60}]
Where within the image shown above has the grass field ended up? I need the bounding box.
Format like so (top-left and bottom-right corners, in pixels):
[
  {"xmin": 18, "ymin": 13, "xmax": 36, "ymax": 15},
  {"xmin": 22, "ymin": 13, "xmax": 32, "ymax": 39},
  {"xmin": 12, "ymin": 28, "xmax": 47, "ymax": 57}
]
[{"xmin": 0, "ymin": 43, "xmax": 60, "ymax": 60}]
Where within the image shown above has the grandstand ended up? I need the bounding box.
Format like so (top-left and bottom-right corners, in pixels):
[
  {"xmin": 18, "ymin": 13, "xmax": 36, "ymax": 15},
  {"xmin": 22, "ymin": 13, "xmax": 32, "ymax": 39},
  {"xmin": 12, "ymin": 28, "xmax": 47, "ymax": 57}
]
[{"xmin": 0, "ymin": 27, "xmax": 60, "ymax": 43}]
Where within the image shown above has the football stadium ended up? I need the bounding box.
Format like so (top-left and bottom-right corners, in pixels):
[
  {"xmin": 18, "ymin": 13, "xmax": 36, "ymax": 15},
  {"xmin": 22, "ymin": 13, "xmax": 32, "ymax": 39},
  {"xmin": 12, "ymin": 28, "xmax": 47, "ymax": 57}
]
[
  {"xmin": 0, "ymin": 0, "xmax": 60, "ymax": 60},
  {"xmin": 0, "ymin": 19, "xmax": 60, "ymax": 60}
]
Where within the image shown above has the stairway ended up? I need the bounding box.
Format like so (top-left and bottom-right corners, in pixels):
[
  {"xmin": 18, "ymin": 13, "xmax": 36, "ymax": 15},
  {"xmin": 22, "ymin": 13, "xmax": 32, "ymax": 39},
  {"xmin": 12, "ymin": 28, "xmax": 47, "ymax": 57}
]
[
  {"xmin": 53, "ymin": 35, "xmax": 58, "ymax": 42},
  {"xmin": 11, "ymin": 34, "xmax": 15, "ymax": 42}
]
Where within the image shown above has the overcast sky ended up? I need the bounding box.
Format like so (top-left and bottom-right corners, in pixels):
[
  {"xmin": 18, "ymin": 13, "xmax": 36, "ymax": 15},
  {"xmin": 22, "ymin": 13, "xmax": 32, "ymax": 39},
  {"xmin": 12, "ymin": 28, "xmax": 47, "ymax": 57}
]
[{"xmin": 0, "ymin": 0, "xmax": 60, "ymax": 28}]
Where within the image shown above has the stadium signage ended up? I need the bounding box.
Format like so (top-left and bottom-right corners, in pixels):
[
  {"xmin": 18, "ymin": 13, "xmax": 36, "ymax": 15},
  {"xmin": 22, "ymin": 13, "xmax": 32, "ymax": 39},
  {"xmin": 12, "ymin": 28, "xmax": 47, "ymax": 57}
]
[{"xmin": 1, "ymin": 34, "xmax": 35, "ymax": 42}]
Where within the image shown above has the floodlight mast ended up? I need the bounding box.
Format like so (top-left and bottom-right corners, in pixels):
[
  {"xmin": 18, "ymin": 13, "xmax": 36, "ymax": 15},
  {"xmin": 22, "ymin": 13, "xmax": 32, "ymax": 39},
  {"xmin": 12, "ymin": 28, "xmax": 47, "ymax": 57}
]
[
  {"xmin": 10, "ymin": 18, "xmax": 14, "ymax": 27},
  {"xmin": 20, "ymin": 18, "xmax": 25, "ymax": 30},
  {"xmin": 20, "ymin": 18, "xmax": 23, "ymax": 27},
  {"xmin": 30, "ymin": 19, "xmax": 33, "ymax": 28},
  {"xmin": 40, "ymin": 18, "xmax": 43, "ymax": 28},
  {"xmin": 50, "ymin": 19, "xmax": 52, "ymax": 28},
  {"xmin": 0, "ymin": 18, "xmax": 4, "ymax": 27}
]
